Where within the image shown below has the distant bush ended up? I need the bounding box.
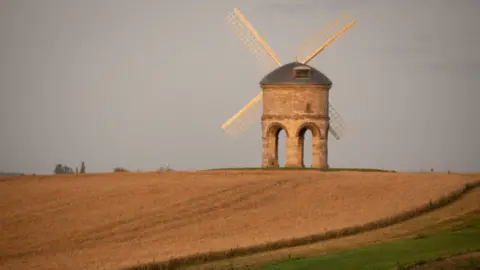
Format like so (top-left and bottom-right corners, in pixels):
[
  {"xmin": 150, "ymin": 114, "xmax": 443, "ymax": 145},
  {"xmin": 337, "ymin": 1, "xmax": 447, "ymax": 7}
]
[
  {"xmin": 157, "ymin": 165, "xmax": 173, "ymax": 171},
  {"xmin": 113, "ymin": 167, "xmax": 129, "ymax": 172}
]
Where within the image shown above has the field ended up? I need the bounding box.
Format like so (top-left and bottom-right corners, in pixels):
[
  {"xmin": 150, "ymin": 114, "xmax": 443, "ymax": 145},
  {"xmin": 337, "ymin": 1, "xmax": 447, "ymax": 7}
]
[
  {"xmin": 191, "ymin": 187, "xmax": 480, "ymax": 270},
  {"xmin": 0, "ymin": 170, "xmax": 478, "ymax": 270}
]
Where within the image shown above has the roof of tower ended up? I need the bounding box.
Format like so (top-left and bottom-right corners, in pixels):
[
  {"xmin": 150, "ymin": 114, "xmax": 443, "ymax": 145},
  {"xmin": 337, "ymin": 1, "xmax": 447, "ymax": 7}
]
[{"xmin": 259, "ymin": 62, "xmax": 332, "ymax": 86}]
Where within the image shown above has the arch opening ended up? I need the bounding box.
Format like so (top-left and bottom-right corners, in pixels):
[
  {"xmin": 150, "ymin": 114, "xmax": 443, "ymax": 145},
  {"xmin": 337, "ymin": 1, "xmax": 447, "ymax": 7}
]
[
  {"xmin": 277, "ymin": 129, "xmax": 286, "ymax": 167},
  {"xmin": 266, "ymin": 123, "xmax": 288, "ymax": 168},
  {"xmin": 298, "ymin": 128, "xmax": 313, "ymax": 168},
  {"xmin": 296, "ymin": 123, "xmax": 321, "ymax": 168}
]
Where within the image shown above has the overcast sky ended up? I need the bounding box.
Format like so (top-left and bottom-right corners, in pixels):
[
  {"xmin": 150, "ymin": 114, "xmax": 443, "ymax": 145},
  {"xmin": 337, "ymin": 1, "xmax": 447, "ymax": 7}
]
[{"xmin": 1, "ymin": 0, "xmax": 479, "ymax": 174}]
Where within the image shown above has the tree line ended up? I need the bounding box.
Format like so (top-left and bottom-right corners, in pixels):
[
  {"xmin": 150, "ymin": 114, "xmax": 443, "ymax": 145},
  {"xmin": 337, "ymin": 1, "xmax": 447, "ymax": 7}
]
[
  {"xmin": 54, "ymin": 162, "xmax": 86, "ymax": 174},
  {"xmin": 53, "ymin": 162, "xmax": 173, "ymax": 174}
]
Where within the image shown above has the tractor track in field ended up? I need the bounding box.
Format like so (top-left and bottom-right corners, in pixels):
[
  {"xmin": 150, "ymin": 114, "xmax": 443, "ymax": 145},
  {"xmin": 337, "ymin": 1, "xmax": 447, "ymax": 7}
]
[{"xmin": 75, "ymin": 177, "xmax": 322, "ymax": 245}]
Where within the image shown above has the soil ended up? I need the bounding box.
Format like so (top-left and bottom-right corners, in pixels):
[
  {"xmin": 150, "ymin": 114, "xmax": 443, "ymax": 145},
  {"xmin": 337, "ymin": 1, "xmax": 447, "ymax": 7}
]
[
  {"xmin": 0, "ymin": 170, "xmax": 477, "ymax": 270},
  {"xmin": 196, "ymin": 188, "xmax": 480, "ymax": 269}
]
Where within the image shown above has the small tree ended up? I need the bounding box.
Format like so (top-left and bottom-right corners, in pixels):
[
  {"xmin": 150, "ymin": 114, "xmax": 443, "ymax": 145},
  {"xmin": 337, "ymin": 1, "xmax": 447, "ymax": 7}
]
[
  {"xmin": 63, "ymin": 165, "xmax": 74, "ymax": 174},
  {"xmin": 54, "ymin": 164, "xmax": 65, "ymax": 174},
  {"xmin": 114, "ymin": 167, "xmax": 128, "ymax": 172},
  {"xmin": 80, "ymin": 162, "xmax": 86, "ymax": 174}
]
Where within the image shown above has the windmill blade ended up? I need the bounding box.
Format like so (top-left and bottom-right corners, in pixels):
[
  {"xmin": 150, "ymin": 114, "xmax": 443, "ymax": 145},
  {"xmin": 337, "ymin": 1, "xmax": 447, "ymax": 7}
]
[
  {"xmin": 328, "ymin": 103, "xmax": 346, "ymax": 140},
  {"xmin": 225, "ymin": 8, "xmax": 281, "ymax": 74},
  {"xmin": 296, "ymin": 12, "xmax": 352, "ymax": 62},
  {"xmin": 222, "ymin": 8, "xmax": 285, "ymax": 135},
  {"xmin": 297, "ymin": 12, "xmax": 356, "ymax": 65},
  {"xmin": 222, "ymin": 92, "xmax": 263, "ymax": 134},
  {"xmin": 223, "ymin": 93, "xmax": 263, "ymax": 138}
]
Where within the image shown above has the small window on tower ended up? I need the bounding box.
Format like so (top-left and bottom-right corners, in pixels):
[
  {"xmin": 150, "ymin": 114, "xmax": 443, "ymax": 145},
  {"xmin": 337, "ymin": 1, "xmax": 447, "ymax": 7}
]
[
  {"xmin": 306, "ymin": 103, "xmax": 312, "ymax": 113},
  {"xmin": 293, "ymin": 66, "xmax": 311, "ymax": 79}
]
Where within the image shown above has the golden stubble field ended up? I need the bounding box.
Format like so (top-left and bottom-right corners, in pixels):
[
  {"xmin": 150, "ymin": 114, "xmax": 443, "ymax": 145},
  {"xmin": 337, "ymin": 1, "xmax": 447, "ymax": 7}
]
[{"xmin": 0, "ymin": 170, "xmax": 477, "ymax": 270}]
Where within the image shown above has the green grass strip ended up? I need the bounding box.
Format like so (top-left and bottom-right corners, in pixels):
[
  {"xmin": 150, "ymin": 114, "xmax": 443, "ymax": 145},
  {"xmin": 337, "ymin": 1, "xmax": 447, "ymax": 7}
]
[
  {"xmin": 206, "ymin": 167, "xmax": 394, "ymax": 172},
  {"xmin": 258, "ymin": 217, "xmax": 480, "ymax": 270}
]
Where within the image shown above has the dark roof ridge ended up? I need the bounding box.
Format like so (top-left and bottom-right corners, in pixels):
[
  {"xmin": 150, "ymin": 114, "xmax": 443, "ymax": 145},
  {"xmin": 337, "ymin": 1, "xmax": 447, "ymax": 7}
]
[{"xmin": 260, "ymin": 62, "xmax": 332, "ymax": 86}]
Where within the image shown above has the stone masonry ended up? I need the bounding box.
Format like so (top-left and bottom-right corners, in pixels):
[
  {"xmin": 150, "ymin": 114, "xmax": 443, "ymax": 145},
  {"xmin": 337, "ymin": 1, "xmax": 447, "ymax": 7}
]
[{"xmin": 261, "ymin": 84, "xmax": 330, "ymax": 168}]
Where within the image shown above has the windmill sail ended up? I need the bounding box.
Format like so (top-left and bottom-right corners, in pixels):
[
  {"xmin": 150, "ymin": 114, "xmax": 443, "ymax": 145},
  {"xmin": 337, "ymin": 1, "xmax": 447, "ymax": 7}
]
[
  {"xmin": 225, "ymin": 9, "xmax": 280, "ymax": 75},
  {"xmin": 221, "ymin": 92, "xmax": 263, "ymax": 136},
  {"xmin": 297, "ymin": 12, "xmax": 356, "ymax": 65},
  {"xmin": 328, "ymin": 103, "xmax": 346, "ymax": 140},
  {"xmin": 223, "ymin": 94, "xmax": 263, "ymax": 138},
  {"xmin": 222, "ymin": 8, "xmax": 281, "ymax": 135}
]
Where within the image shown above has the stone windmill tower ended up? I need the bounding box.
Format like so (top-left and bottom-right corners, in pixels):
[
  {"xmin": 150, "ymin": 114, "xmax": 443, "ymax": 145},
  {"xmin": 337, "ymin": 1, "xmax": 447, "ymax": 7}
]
[
  {"xmin": 221, "ymin": 8, "xmax": 356, "ymax": 168},
  {"xmin": 260, "ymin": 62, "xmax": 332, "ymax": 168}
]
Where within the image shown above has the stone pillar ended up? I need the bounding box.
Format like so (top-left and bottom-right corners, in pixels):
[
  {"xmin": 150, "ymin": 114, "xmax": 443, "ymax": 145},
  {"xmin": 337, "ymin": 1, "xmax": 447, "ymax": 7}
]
[
  {"xmin": 312, "ymin": 137, "xmax": 328, "ymax": 168},
  {"xmin": 320, "ymin": 139, "xmax": 328, "ymax": 168},
  {"xmin": 297, "ymin": 135, "xmax": 305, "ymax": 167},
  {"xmin": 263, "ymin": 135, "xmax": 280, "ymax": 168},
  {"xmin": 261, "ymin": 136, "xmax": 270, "ymax": 168},
  {"xmin": 285, "ymin": 136, "xmax": 301, "ymax": 168}
]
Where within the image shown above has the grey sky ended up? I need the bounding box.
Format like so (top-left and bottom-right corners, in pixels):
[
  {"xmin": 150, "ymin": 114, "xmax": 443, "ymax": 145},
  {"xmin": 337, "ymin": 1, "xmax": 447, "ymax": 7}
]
[{"xmin": 0, "ymin": 0, "xmax": 479, "ymax": 174}]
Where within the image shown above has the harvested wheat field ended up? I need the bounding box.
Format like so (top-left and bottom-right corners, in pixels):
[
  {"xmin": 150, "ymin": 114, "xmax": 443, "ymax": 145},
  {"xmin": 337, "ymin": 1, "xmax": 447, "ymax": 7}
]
[{"xmin": 0, "ymin": 170, "xmax": 477, "ymax": 270}]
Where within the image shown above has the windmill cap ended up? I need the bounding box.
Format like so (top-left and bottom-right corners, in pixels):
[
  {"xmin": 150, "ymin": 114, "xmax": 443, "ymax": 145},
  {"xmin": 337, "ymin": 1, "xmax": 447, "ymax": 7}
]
[{"xmin": 260, "ymin": 62, "xmax": 332, "ymax": 86}]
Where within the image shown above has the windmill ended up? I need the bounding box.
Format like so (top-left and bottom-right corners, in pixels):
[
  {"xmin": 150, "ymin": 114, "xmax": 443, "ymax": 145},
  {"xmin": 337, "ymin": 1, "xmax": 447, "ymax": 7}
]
[{"xmin": 222, "ymin": 8, "xmax": 356, "ymax": 168}]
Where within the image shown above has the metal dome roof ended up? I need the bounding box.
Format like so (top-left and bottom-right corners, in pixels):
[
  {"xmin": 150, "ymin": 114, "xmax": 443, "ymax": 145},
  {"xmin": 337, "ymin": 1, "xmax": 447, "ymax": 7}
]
[{"xmin": 259, "ymin": 62, "xmax": 332, "ymax": 86}]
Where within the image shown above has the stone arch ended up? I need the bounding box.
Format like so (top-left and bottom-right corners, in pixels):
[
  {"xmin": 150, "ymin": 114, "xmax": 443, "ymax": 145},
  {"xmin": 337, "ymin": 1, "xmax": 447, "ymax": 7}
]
[
  {"xmin": 265, "ymin": 122, "xmax": 290, "ymax": 138},
  {"xmin": 264, "ymin": 122, "xmax": 289, "ymax": 168},
  {"xmin": 296, "ymin": 122, "xmax": 322, "ymax": 139},
  {"xmin": 296, "ymin": 123, "xmax": 322, "ymax": 168}
]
